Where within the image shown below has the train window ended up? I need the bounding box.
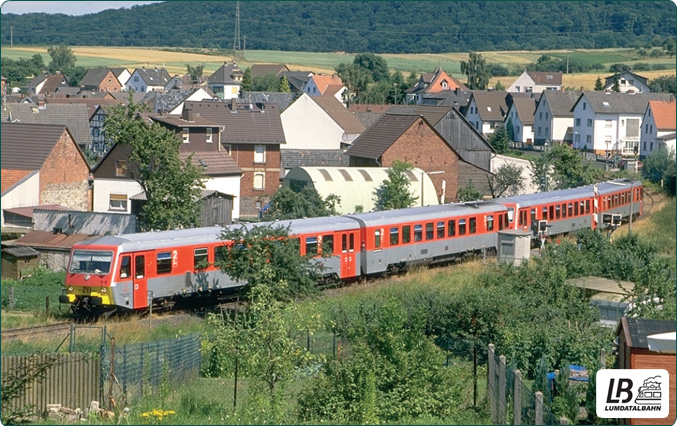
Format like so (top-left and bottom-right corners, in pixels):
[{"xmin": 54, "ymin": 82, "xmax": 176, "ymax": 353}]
[
  {"xmin": 620, "ymin": 192, "xmax": 625, "ymax": 205},
  {"xmin": 469, "ymin": 218, "xmax": 477, "ymax": 234},
  {"xmin": 568, "ymin": 203, "xmax": 573, "ymax": 217},
  {"xmin": 437, "ymin": 221, "xmax": 445, "ymax": 238},
  {"xmin": 390, "ymin": 227, "xmax": 399, "ymax": 246},
  {"xmin": 574, "ymin": 202, "xmax": 579, "ymax": 216},
  {"xmin": 374, "ymin": 230, "xmax": 381, "ymax": 248},
  {"xmin": 549, "ymin": 205, "xmax": 554, "ymax": 220},
  {"xmin": 135, "ymin": 256, "xmax": 145, "ymax": 279},
  {"xmin": 402, "ymin": 225, "xmax": 411, "ymax": 244},
  {"xmin": 530, "ymin": 209, "xmax": 537, "ymax": 224},
  {"xmin": 414, "ymin": 224, "xmax": 423, "ymax": 242},
  {"xmin": 214, "ymin": 246, "xmax": 227, "ymax": 265},
  {"xmin": 498, "ymin": 215, "xmax": 503, "ymax": 230},
  {"xmin": 555, "ymin": 205, "xmax": 561, "ymax": 219},
  {"xmin": 561, "ymin": 203, "xmax": 567, "ymax": 218},
  {"xmin": 426, "ymin": 223, "xmax": 434, "ymax": 240},
  {"xmin": 120, "ymin": 255, "xmax": 131, "ymax": 279},
  {"xmin": 542, "ymin": 207, "xmax": 548, "ymax": 220},
  {"xmin": 157, "ymin": 252, "xmax": 172, "ymax": 274},
  {"xmin": 487, "ymin": 215, "xmax": 494, "ymax": 231},
  {"xmin": 306, "ymin": 237, "xmax": 318, "ymax": 256},
  {"xmin": 194, "ymin": 248, "xmax": 209, "ymax": 269},
  {"xmin": 586, "ymin": 200, "xmax": 591, "ymax": 214},
  {"xmin": 349, "ymin": 234, "xmax": 355, "ymax": 251},
  {"xmin": 504, "ymin": 213, "xmax": 509, "ymax": 227},
  {"xmin": 447, "ymin": 220, "xmax": 456, "ymax": 237},
  {"xmin": 459, "ymin": 219, "xmax": 466, "ymax": 235},
  {"xmin": 342, "ymin": 234, "xmax": 348, "ymax": 253},
  {"xmin": 507, "ymin": 207, "xmax": 514, "ymax": 223},
  {"xmin": 291, "ymin": 238, "xmax": 301, "ymax": 254},
  {"xmin": 322, "ymin": 235, "xmax": 334, "ymax": 254}
]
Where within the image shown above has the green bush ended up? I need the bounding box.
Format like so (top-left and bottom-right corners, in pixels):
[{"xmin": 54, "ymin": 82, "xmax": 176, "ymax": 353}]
[{"xmin": 1, "ymin": 267, "xmax": 65, "ymax": 312}]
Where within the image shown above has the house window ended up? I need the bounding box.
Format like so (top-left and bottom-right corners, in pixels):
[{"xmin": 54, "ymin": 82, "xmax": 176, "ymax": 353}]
[
  {"xmin": 516, "ymin": 126, "xmax": 520, "ymax": 134},
  {"xmin": 545, "ymin": 112, "xmax": 549, "ymax": 120},
  {"xmin": 576, "ymin": 118, "xmax": 581, "ymax": 126},
  {"xmin": 182, "ymin": 128, "xmax": 190, "ymax": 143},
  {"xmin": 587, "ymin": 119, "xmax": 592, "ymax": 127},
  {"xmin": 254, "ymin": 145, "xmax": 266, "ymax": 163},
  {"xmin": 538, "ymin": 127, "xmax": 542, "ymax": 136},
  {"xmin": 134, "ymin": 76, "xmax": 139, "ymax": 82},
  {"xmin": 206, "ymin": 128, "xmax": 213, "ymax": 143},
  {"xmin": 487, "ymin": 107, "xmax": 492, "ymax": 112},
  {"xmin": 645, "ymin": 124, "xmax": 649, "ymax": 133},
  {"xmin": 92, "ymin": 128, "xmax": 100, "ymax": 137},
  {"xmin": 583, "ymin": 102, "xmax": 586, "ymax": 110},
  {"xmin": 253, "ymin": 172, "xmax": 265, "ymax": 190},
  {"xmin": 539, "ymin": 112, "xmax": 543, "ymax": 120},
  {"xmin": 605, "ymin": 120, "xmax": 612, "ymax": 128},
  {"xmin": 109, "ymin": 194, "xmax": 128, "ymax": 211},
  {"xmin": 605, "ymin": 136, "xmax": 612, "ymax": 144},
  {"xmin": 586, "ymin": 135, "xmax": 592, "ymax": 144},
  {"xmin": 545, "ymin": 127, "xmax": 549, "ymax": 135},
  {"xmin": 516, "ymin": 86, "xmax": 520, "ymax": 92},
  {"xmin": 115, "ymin": 160, "xmax": 128, "ymax": 177}
]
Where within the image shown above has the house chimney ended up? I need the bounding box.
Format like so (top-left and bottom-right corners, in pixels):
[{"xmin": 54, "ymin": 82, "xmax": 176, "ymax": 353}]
[
  {"xmin": 230, "ymin": 97, "xmax": 237, "ymax": 111},
  {"xmin": 182, "ymin": 108, "xmax": 194, "ymax": 121}
]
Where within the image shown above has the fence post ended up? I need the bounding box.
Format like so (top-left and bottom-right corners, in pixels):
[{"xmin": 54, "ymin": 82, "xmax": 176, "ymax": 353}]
[
  {"xmin": 600, "ymin": 348, "xmax": 606, "ymax": 368},
  {"xmin": 514, "ymin": 369, "xmax": 522, "ymax": 425},
  {"xmin": 499, "ymin": 355, "xmax": 506, "ymax": 425},
  {"xmin": 488, "ymin": 344, "xmax": 496, "ymax": 424},
  {"xmin": 332, "ymin": 331, "xmax": 336, "ymax": 360},
  {"xmin": 8, "ymin": 286, "xmax": 14, "ymax": 309},
  {"xmin": 45, "ymin": 296, "xmax": 50, "ymax": 318},
  {"xmin": 69, "ymin": 324, "xmax": 75, "ymax": 353},
  {"xmin": 535, "ymin": 391, "xmax": 544, "ymax": 425},
  {"xmin": 123, "ymin": 344, "xmax": 127, "ymax": 397},
  {"xmin": 473, "ymin": 339, "xmax": 478, "ymax": 408}
]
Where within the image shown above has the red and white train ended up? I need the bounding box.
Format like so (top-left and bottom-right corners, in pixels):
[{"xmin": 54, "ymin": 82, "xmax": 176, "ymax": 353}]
[{"xmin": 60, "ymin": 179, "xmax": 642, "ymax": 316}]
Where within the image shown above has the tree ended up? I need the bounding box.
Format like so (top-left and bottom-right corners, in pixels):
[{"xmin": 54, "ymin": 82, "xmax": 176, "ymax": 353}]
[
  {"xmin": 278, "ymin": 75, "xmax": 291, "ymax": 93},
  {"xmin": 47, "ymin": 44, "xmax": 75, "ymax": 73},
  {"xmin": 336, "ymin": 62, "xmax": 372, "ymax": 103},
  {"xmin": 649, "ymin": 75, "xmax": 676, "ymax": 95},
  {"xmin": 353, "ymin": 53, "xmax": 390, "ymax": 82},
  {"xmin": 373, "ymin": 160, "xmax": 418, "ymax": 210},
  {"xmin": 487, "ymin": 163, "xmax": 524, "ymax": 198},
  {"xmin": 104, "ymin": 95, "xmax": 205, "ymax": 230},
  {"xmin": 252, "ymin": 74, "xmax": 279, "ymax": 92},
  {"xmin": 65, "ymin": 66, "xmax": 87, "ymax": 87},
  {"xmin": 594, "ymin": 76, "xmax": 603, "ymax": 90},
  {"xmin": 641, "ymin": 145, "xmax": 675, "ymax": 183},
  {"xmin": 241, "ymin": 67, "xmax": 252, "ymax": 92},
  {"xmin": 611, "ymin": 74, "xmax": 621, "ymax": 92},
  {"xmin": 489, "ymin": 124, "xmax": 510, "ymax": 154},
  {"xmin": 186, "ymin": 63, "xmax": 204, "ymax": 84},
  {"xmin": 460, "ymin": 51, "xmax": 490, "ymax": 90},
  {"xmin": 456, "ymin": 180, "xmax": 483, "ymax": 201},
  {"xmin": 493, "ymin": 80, "xmax": 505, "ymax": 91},
  {"xmin": 529, "ymin": 143, "xmax": 598, "ymax": 191},
  {"xmin": 263, "ymin": 186, "xmax": 339, "ymax": 220}
]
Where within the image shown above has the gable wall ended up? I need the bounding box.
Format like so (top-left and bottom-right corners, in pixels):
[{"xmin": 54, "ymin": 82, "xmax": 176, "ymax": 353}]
[
  {"xmin": 96, "ymin": 71, "xmax": 122, "ymax": 92},
  {"xmin": 380, "ymin": 118, "xmax": 459, "ymax": 202},
  {"xmin": 280, "ymin": 95, "xmax": 343, "ymax": 150},
  {"xmin": 40, "ymin": 131, "xmax": 90, "ymax": 210}
]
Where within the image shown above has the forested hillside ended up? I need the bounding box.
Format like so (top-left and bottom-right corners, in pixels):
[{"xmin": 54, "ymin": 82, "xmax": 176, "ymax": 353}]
[{"xmin": 1, "ymin": 1, "xmax": 674, "ymax": 53}]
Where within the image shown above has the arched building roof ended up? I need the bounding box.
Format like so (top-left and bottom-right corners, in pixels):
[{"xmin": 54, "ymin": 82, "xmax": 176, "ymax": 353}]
[{"xmin": 283, "ymin": 166, "xmax": 439, "ymax": 214}]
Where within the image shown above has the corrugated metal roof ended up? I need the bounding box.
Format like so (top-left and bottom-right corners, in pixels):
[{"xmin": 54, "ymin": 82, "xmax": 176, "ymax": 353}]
[
  {"xmin": 2, "ymin": 246, "xmax": 41, "ymax": 257},
  {"xmin": 283, "ymin": 166, "xmax": 439, "ymax": 214},
  {"xmin": 14, "ymin": 230, "xmax": 92, "ymax": 250}
]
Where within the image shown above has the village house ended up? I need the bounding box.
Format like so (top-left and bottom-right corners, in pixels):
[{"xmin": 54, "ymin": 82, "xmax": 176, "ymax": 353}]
[
  {"xmin": 504, "ymin": 96, "xmax": 536, "ymax": 145},
  {"xmin": 464, "ymin": 91, "xmax": 509, "ymax": 136},
  {"xmin": 249, "ymin": 63, "xmax": 290, "ymax": 79},
  {"xmin": 79, "ymin": 68, "xmax": 123, "ymax": 92},
  {"xmin": 303, "ymin": 74, "xmax": 346, "ymax": 102},
  {"xmin": 140, "ymin": 87, "xmax": 214, "ymax": 115},
  {"xmin": 571, "ymin": 92, "xmax": 674, "ymax": 156},
  {"xmin": 207, "ymin": 62, "xmax": 243, "ymax": 100},
  {"xmin": 27, "ymin": 73, "xmax": 70, "ymax": 95},
  {"xmin": 124, "ymin": 68, "xmax": 171, "ymax": 94},
  {"xmin": 279, "ymin": 70, "xmax": 314, "ymax": 95},
  {"xmin": 639, "ymin": 99, "xmax": 676, "ymax": 158},
  {"xmin": 185, "ymin": 99, "xmax": 286, "ymax": 217},
  {"xmin": 532, "ymin": 90, "xmax": 580, "ymax": 145},
  {"xmin": 507, "ymin": 70, "xmax": 562, "ymax": 93},
  {"xmin": 1, "ymin": 123, "xmax": 91, "ymax": 229},
  {"xmin": 604, "ymin": 71, "xmax": 651, "ymax": 94},
  {"xmin": 404, "ymin": 67, "xmax": 467, "ymax": 105}
]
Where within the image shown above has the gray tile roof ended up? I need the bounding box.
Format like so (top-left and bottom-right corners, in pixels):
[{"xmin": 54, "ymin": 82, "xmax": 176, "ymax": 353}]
[
  {"xmin": 604, "ymin": 71, "xmax": 649, "ymax": 86},
  {"xmin": 79, "ymin": 68, "xmax": 117, "ymax": 87},
  {"xmin": 470, "ymin": 91, "xmax": 508, "ymax": 121},
  {"xmin": 575, "ymin": 92, "xmax": 675, "ymax": 114},
  {"xmin": 250, "ymin": 64, "xmax": 290, "ymax": 78},
  {"xmin": 241, "ymin": 91, "xmax": 294, "ymax": 112},
  {"xmin": 135, "ymin": 68, "xmax": 171, "ymax": 86},
  {"xmin": 1, "ymin": 122, "xmax": 71, "ymax": 170},
  {"xmin": 208, "ymin": 63, "xmax": 243, "ymax": 85},
  {"xmin": 345, "ymin": 114, "xmax": 420, "ymax": 159},
  {"xmin": 184, "ymin": 100, "xmax": 286, "ymax": 145},
  {"xmin": 511, "ymin": 97, "xmax": 536, "ymax": 125},
  {"xmin": 538, "ymin": 90, "xmax": 581, "ymax": 117},
  {"xmin": 526, "ymin": 71, "xmax": 562, "ymax": 86},
  {"xmin": 141, "ymin": 88, "xmax": 207, "ymax": 113},
  {"xmin": 279, "ymin": 71, "xmax": 313, "ymax": 92},
  {"xmin": 620, "ymin": 317, "xmax": 676, "ymax": 349},
  {"xmin": 281, "ymin": 149, "xmax": 350, "ymax": 170},
  {"xmin": 1, "ymin": 103, "xmax": 91, "ymax": 148}
]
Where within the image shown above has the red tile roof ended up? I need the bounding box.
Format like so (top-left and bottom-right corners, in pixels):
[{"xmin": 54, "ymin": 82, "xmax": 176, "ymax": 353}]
[
  {"xmin": 1, "ymin": 169, "xmax": 35, "ymax": 193},
  {"xmin": 311, "ymin": 75, "xmax": 344, "ymax": 96},
  {"xmin": 649, "ymin": 100, "xmax": 676, "ymax": 130}
]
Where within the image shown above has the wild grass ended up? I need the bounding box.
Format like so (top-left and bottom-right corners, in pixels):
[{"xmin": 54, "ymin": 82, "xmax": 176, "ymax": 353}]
[{"xmin": 614, "ymin": 192, "xmax": 676, "ymax": 257}]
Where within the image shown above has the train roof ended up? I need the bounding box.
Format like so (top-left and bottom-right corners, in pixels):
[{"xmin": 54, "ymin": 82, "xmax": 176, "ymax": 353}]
[
  {"xmin": 347, "ymin": 202, "xmax": 506, "ymax": 227},
  {"xmin": 498, "ymin": 180, "xmax": 641, "ymax": 208}
]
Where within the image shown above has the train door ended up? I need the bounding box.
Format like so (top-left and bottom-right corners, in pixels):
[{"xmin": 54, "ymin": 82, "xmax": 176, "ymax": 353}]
[
  {"xmin": 132, "ymin": 251, "xmax": 150, "ymax": 309},
  {"xmin": 339, "ymin": 231, "xmax": 357, "ymax": 278}
]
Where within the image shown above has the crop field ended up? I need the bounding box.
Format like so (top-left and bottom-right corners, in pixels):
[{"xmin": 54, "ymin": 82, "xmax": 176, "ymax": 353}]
[{"xmin": 2, "ymin": 46, "xmax": 674, "ymax": 90}]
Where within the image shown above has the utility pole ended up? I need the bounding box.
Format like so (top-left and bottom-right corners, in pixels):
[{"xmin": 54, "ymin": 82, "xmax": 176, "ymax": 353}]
[
  {"xmin": 242, "ymin": 35, "xmax": 246, "ymax": 59},
  {"xmin": 10, "ymin": 26, "xmax": 13, "ymax": 47},
  {"xmin": 233, "ymin": 1, "xmax": 241, "ymax": 51}
]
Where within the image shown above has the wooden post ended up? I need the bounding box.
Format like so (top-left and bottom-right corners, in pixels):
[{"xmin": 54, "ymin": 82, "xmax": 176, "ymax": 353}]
[
  {"xmin": 45, "ymin": 296, "xmax": 50, "ymax": 318},
  {"xmin": 108, "ymin": 337, "xmax": 116, "ymax": 411},
  {"xmin": 514, "ymin": 369, "xmax": 522, "ymax": 425},
  {"xmin": 535, "ymin": 391, "xmax": 544, "ymax": 425},
  {"xmin": 473, "ymin": 339, "xmax": 478, "ymax": 408},
  {"xmin": 499, "ymin": 355, "xmax": 507, "ymax": 425},
  {"xmin": 8, "ymin": 286, "xmax": 14, "ymax": 310},
  {"xmin": 600, "ymin": 348, "xmax": 606, "ymax": 368},
  {"xmin": 488, "ymin": 344, "xmax": 496, "ymax": 424}
]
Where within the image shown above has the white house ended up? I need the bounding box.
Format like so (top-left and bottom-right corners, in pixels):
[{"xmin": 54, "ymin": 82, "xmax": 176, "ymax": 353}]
[
  {"xmin": 207, "ymin": 62, "xmax": 243, "ymax": 100},
  {"xmin": 1, "ymin": 171, "xmax": 40, "ymax": 228},
  {"xmin": 533, "ymin": 91, "xmax": 580, "ymax": 145},
  {"xmin": 640, "ymin": 99, "xmax": 676, "ymax": 157},
  {"xmin": 280, "ymin": 93, "xmax": 365, "ymax": 150},
  {"xmin": 125, "ymin": 68, "xmax": 171, "ymax": 93},
  {"xmin": 507, "ymin": 70, "xmax": 562, "ymax": 94},
  {"xmin": 464, "ymin": 91, "xmax": 508, "ymax": 136},
  {"xmin": 603, "ymin": 71, "xmax": 651, "ymax": 94},
  {"xmin": 302, "ymin": 74, "xmax": 346, "ymax": 103},
  {"xmin": 571, "ymin": 92, "xmax": 674, "ymax": 156},
  {"xmin": 504, "ymin": 97, "xmax": 536, "ymax": 144},
  {"xmin": 111, "ymin": 68, "xmax": 132, "ymax": 87}
]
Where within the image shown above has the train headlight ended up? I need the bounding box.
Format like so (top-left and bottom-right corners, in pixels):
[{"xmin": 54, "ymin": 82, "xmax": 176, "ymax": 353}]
[
  {"xmin": 101, "ymin": 287, "xmax": 107, "ymax": 293},
  {"xmin": 67, "ymin": 286, "xmax": 74, "ymax": 292}
]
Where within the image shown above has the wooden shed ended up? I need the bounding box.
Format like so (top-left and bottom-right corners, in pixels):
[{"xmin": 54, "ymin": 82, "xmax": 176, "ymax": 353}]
[
  {"xmin": 1, "ymin": 246, "xmax": 40, "ymax": 280},
  {"xmin": 616, "ymin": 317, "xmax": 676, "ymax": 425}
]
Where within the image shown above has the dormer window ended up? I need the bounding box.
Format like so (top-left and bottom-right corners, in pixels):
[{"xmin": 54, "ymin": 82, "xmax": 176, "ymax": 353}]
[
  {"xmin": 441, "ymin": 81, "xmax": 448, "ymax": 89},
  {"xmin": 487, "ymin": 107, "xmax": 492, "ymax": 112},
  {"xmin": 206, "ymin": 128, "xmax": 213, "ymax": 143},
  {"xmin": 182, "ymin": 128, "xmax": 190, "ymax": 143}
]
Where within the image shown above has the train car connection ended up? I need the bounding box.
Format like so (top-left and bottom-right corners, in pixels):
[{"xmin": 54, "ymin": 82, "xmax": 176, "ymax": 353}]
[{"xmin": 60, "ymin": 179, "xmax": 642, "ymax": 316}]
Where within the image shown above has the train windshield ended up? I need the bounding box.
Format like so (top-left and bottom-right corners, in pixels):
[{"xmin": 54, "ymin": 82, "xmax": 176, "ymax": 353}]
[{"xmin": 69, "ymin": 250, "xmax": 113, "ymax": 275}]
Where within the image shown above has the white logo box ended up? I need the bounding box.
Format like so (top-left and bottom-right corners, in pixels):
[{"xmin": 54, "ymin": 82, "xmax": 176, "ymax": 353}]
[{"xmin": 596, "ymin": 369, "xmax": 670, "ymax": 419}]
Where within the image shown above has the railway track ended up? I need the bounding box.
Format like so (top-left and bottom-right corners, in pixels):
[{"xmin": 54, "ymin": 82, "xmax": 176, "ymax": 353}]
[{"xmin": 2, "ymin": 322, "xmax": 73, "ymax": 341}]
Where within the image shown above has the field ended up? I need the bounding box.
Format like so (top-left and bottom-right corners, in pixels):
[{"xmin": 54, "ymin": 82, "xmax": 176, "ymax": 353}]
[{"xmin": 2, "ymin": 46, "xmax": 674, "ymax": 90}]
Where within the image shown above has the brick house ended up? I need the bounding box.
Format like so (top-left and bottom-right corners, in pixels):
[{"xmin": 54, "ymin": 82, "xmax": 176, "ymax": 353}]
[
  {"xmin": 1, "ymin": 123, "xmax": 91, "ymax": 227},
  {"xmin": 616, "ymin": 317, "xmax": 676, "ymax": 425},
  {"xmin": 79, "ymin": 68, "xmax": 123, "ymax": 92},
  {"xmin": 345, "ymin": 113, "xmax": 462, "ymax": 203},
  {"xmin": 185, "ymin": 99, "xmax": 286, "ymax": 216}
]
